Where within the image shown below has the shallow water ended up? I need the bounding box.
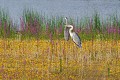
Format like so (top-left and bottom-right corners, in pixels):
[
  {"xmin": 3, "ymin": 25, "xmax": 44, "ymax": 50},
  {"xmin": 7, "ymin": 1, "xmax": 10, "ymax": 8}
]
[{"xmin": 0, "ymin": 0, "xmax": 120, "ymax": 24}]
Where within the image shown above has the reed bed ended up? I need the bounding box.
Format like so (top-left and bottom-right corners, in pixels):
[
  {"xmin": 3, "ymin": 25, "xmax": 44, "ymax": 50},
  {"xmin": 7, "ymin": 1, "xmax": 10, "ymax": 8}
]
[
  {"xmin": 0, "ymin": 9, "xmax": 120, "ymax": 40},
  {"xmin": 0, "ymin": 39, "xmax": 120, "ymax": 80}
]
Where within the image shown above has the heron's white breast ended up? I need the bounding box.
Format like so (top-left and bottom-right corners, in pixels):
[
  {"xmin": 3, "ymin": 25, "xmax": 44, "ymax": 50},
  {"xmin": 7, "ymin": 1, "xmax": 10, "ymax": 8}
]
[{"xmin": 69, "ymin": 32, "xmax": 75, "ymax": 38}]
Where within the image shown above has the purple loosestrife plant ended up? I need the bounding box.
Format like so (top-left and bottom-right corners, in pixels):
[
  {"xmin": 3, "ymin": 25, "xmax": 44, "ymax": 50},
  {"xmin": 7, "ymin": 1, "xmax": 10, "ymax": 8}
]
[
  {"xmin": 33, "ymin": 18, "xmax": 39, "ymax": 34},
  {"xmin": 49, "ymin": 32, "xmax": 53, "ymax": 42},
  {"xmin": 59, "ymin": 25, "xmax": 63, "ymax": 34},
  {"xmin": 84, "ymin": 27, "xmax": 90, "ymax": 34},
  {"xmin": 118, "ymin": 28, "xmax": 120, "ymax": 34},
  {"xmin": 30, "ymin": 26, "xmax": 37, "ymax": 35},
  {"xmin": 74, "ymin": 27, "xmax": 77, "ymax": 33},
  {"xmin": 34, "ymin": 18, "xmax": 38, "ymax": 27},
  {"xmin": 74, "ymin": 27, "xmax": 80, "ymax": 34},
  {"xmin": 4, "ymin": 21, "xmax": 7, "ymax": 37},
  {"xmin": 107, "ymin": 27, "xmax": 112, "ymax": 34},
  {"xmin": 107, "ymin": 27, "xmax": 118, "ymax": 34},
  {"xmin": 7, "ymin": 23, "xmax": 10, "ymax": 36},
  {"xmin": 46, "ymin": 23, "xmax": 49, "ymax": 34},
  {"xmin": 25, "ymin": 23, "xmax": 29, "ymax": 33},
  {"xmin": 20, "ymin": 17, "xmax": 25, "ymax": 32}
]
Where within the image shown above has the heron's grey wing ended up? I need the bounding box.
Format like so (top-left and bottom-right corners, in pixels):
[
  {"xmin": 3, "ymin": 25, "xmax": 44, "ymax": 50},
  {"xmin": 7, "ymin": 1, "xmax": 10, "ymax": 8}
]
[
  {"xmin": 64, "ymin": 27, "xmax": 70, "ymax": 41},
  {"xmin": 72, "ymin": 32, "xmax": 82, "ymax": 48}
]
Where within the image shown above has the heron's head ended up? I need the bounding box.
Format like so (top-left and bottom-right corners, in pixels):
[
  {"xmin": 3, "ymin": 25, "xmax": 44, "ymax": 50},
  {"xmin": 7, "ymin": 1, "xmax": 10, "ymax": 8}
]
[{"xmin": 65, "ymin": 17, "xmax": 68, "ymax": 20}]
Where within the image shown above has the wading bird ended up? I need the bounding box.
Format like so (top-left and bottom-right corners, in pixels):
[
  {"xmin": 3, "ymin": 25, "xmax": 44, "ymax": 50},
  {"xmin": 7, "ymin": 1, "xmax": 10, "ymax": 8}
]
[
  {"xmin": 64, "ymin": 17, "xmax": 82, "ymax": 48},
  {"xmin": 64, "ymin": 17, "xmax": 70, "ymax": 41}
]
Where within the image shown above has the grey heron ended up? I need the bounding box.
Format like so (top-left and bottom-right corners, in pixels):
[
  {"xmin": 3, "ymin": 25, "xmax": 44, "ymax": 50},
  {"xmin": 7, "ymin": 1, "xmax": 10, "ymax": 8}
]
[
  {"xmin": 64, "ymin": 17, "xmax": 70, "ymax": 41},
  {"xmin": 65, "ymin": 21, "xmax": 82, "ymax": 48}
]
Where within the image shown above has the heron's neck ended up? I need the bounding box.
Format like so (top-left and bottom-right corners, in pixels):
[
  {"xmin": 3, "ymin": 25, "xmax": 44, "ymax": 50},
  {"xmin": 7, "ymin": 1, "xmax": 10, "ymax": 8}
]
[
  {"xmin": 65, "ymin": 19, "xmax": 67, "ymax": 25},
  {"xmin": 69, "ymin": 27, "xmax": 73, "ymax": 37}
]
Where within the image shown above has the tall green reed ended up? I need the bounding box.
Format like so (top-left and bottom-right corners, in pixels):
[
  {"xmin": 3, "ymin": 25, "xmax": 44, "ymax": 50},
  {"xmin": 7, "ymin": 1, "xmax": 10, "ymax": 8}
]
[{"xmin": 0, "ymin": 8, "xmax": 16, "ymax": 38}]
